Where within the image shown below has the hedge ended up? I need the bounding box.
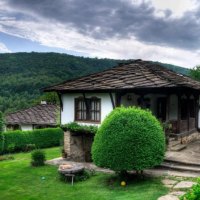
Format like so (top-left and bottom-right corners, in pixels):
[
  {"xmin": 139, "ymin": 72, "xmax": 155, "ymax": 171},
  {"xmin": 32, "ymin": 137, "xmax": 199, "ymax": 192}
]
[
  {"xmin": 0, "ymin": 127, "xmax": 63, "ymax": 154},
  {"xmin": 61, "ymin": 122, "xmax": 98, "ymax": 135}
]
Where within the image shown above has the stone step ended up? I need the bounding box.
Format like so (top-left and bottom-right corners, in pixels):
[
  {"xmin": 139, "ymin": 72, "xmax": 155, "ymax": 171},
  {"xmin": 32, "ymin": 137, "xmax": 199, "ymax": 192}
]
[
  {"xmin": 164, "ymin": 158, "xmax": 200, "ymax": 168},
  {"xmin": 168, "ymin": 144, "xmax": 187, "ymax": 151},
  {"xmin": 159, "ymin": 161, "xmax": 200, "ymax": 173}
]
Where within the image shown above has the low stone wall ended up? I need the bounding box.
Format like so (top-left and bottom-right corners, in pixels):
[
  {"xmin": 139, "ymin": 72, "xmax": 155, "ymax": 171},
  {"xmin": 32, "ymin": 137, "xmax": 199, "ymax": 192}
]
[
  {"xmin": 181, "ymin": 131, "xmax": 200, "ymax": 144},
  {"xmin": 63, "ymin": 131, "xmax": 94, "ymax": 162}
]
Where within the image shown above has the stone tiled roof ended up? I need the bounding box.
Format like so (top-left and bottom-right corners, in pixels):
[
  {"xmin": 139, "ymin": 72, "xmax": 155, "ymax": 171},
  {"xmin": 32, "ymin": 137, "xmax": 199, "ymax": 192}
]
[
  {"xmin": 6, "ymin": 104, "xmax": 59, "ymax": 125},
  {"xmin": 44, "ymin": 60, "xmax": 200, "ymax": 92}
]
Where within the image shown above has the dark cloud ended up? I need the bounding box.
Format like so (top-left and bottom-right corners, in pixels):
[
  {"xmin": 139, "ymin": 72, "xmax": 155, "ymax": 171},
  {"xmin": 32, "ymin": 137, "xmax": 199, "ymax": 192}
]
[{"xmin": 5, "ymin": 0, "xmax": 200, "ymax": 50}]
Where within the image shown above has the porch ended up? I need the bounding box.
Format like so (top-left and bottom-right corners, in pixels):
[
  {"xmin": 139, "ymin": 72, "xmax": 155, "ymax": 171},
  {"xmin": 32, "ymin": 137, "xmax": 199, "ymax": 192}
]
[{"xmin": 115, "ymin": 88, "xmax": 199, "ymax": 135}]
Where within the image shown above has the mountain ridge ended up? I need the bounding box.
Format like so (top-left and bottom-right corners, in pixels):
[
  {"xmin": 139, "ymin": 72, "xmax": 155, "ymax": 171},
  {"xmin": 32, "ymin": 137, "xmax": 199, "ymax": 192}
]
[{"xmin": 0, "ymin": 52, "xmax": 190, "ymax": 113}]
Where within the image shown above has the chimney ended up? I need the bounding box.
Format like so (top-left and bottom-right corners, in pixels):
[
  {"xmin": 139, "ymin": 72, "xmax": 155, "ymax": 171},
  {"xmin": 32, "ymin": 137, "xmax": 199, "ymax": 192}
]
[{"xmin": 41, "ymin": 101, "xmax": 47, "ymax": 105}]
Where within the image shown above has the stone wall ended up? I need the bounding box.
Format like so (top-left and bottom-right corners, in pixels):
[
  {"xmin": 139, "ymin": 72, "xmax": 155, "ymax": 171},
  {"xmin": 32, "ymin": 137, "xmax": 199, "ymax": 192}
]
[{"xmin": 63, "ymin": 131, "xmax": 94, "ymax": 162}]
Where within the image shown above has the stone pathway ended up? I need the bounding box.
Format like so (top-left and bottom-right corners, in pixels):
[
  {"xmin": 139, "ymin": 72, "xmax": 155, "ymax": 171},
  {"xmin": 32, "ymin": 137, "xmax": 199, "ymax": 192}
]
[
  {"xmin": 47, "ymin": 157, "xmax": 200, "ymax": 177},
  {"xmin": 158, "ymin": 179, "xmax": 196, "ymax": 200}
]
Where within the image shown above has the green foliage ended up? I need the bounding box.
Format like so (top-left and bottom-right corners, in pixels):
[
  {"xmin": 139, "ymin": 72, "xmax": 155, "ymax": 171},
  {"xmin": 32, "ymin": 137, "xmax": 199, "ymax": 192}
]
[
  {"xmin": 180, "ymin": 178, "xmax": 200, "ymax": 200},
  {"xmin": 0, "ymin": 128, "xmax": 63, "ymax": 154},
  {"xmin": 189, "ymin": 66, "xmax": 200, "ymax": 81},
  {"xmin": 61, "ymin": 122, "xmax": 98, "ymax": 135},
  {"xmin": 0, "ymin": 52, "xmax": 119, "ymax": 114},
  {"xmin": 31, "ymin": 149, "xmax": 46, "ymax": 166},
  {"xmin": 92, "ymin": 107, "xmax": 165, "ymax": 172},
  {"xmin": 33, "ymin": 92, "xmax": 59, "ymax": 105},
  {"xmin": 0, "ymin": 111, "xmax": 4, "ymax": 132}
]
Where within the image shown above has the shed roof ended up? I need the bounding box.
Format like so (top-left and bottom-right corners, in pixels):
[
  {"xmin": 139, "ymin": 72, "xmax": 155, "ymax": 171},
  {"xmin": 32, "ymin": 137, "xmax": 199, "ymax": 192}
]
[
  {"xmin": 6, "ymin": 104, "xmax": 59, "ymax": 125},
  {"xmin": 44, "ymin": 60, "xmax": 200, "ymax": 92}
]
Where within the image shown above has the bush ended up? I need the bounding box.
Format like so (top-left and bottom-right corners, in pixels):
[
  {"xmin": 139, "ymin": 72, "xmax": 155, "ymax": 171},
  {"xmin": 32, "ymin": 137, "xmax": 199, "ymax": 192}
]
[
  {"xmin": 92, "ymin": 107, "xmax": 165, "ymax": 172},
  {"xmin": 0, "ymin": 128, "xmax": 63, "ymax": 154},
  {"xmin": 180, "ymin": 178, "xmax": 200, "ymax": 200},
  {"xmin": 61, "ymin": 122, "xmax": 98, "ymax": 135},
  {"xmin": 31, "ymin": 149, "xmax": 46, "ymax": 166}
]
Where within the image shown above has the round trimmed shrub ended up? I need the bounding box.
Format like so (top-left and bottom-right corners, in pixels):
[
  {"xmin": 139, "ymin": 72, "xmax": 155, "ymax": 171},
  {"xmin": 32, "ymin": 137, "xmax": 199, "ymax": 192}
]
[{"xmin": 92, "ymin": 107, "xmax": 165, "ymax": 172}]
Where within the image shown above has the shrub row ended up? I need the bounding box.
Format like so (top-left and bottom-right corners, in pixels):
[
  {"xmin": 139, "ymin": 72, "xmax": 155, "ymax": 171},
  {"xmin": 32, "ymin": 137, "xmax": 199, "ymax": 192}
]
[
  {"xmin": 0, "ymin": 128, "xmax": 63, "ymax": 154},
  {"xmin": 61, "ymin": 122, "xmax": 98, "ymax": 135}
]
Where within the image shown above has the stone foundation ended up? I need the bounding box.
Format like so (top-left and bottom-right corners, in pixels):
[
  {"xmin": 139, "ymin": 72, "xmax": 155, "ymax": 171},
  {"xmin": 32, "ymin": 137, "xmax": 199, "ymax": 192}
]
[{"xmin": 63, "ymin": 131, "xmax": 94, "ymax": 162}]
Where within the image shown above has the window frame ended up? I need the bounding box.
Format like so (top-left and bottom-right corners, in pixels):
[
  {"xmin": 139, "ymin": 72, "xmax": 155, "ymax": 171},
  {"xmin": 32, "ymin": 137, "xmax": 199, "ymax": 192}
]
[{"xmin": 74, "ymin": 96, "xmax": 101, "ymax": 123}]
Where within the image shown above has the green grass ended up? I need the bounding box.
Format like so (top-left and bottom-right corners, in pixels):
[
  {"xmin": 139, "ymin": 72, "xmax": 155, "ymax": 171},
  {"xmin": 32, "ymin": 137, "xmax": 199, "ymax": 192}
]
[{"xmin": 0, "ymin": 147, "xmax": 168, "ymax": 200}]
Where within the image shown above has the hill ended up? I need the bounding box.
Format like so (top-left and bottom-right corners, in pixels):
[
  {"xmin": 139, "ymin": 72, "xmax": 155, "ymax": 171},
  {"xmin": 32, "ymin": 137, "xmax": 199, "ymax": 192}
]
[{"xmin": 0, "ymin": 52, "xmax": 190, "ymax": 113}]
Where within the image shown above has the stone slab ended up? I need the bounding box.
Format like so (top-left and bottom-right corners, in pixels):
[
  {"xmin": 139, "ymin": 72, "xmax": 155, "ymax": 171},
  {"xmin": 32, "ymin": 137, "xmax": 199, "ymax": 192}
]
[
  {"xmin": 158, "ymin": 195, "xmax": 179, "ymax": 200},
  {"xmin": 173, "ymin": 181, "xmax": 196, "ymax": 189},
  {"xmin": 162, "ymin": 179, "xmax": 177, "ymax": 186},
  {"xmin": 169, "ymin": 191, "xmax": 185, "ymax": 196}
]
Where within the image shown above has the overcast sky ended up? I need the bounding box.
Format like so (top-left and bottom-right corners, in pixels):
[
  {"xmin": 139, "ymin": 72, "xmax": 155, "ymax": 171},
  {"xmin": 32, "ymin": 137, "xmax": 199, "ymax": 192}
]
[{"xmin": 0, "ymin": 0, "xmax": 200, "ymax": 68}]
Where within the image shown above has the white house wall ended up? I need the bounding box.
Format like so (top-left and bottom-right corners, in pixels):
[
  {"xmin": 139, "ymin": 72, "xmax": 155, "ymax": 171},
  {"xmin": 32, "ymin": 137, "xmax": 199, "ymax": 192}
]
[
  {"xmin": 61, "ymin": 93, "xmax": 115, "ymax": 125},
  {"xmin": 21, "ymin": 124, "xmax": 33, "ymax": 131}
]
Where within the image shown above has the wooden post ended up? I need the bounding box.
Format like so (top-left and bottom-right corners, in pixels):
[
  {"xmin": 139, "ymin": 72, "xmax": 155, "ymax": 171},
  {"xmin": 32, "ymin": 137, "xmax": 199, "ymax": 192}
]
[
  {"xmin": 177, "ymin": 93, "xmax": 181, "ymax": 134},
  {"xmin": 187, "ymin": 94, "xmax": 190, "ymax": 132},
  {"xmin": 109, "ymin": 92, "xmax": 115, "ymax": 109},
  {"xmin": 115, "ymin": 92, "xmax": 121, "ymax": 107}
]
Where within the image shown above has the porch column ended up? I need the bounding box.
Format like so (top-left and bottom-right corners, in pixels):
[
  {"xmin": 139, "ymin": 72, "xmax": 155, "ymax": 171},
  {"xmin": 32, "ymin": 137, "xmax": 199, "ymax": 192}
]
[{"xmin": 177, "ymin": 93, "xmax": 181, "ymax": 134}]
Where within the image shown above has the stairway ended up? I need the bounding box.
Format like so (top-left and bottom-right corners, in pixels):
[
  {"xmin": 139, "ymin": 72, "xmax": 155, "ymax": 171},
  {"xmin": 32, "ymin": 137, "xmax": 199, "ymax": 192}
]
[
  {"xmin": 158, "ymin": 159, "xmax": 200, "ymax": 173},
  {"xmin": 168, "ymin": 137, "xmax": 187, "ymax": 151}
]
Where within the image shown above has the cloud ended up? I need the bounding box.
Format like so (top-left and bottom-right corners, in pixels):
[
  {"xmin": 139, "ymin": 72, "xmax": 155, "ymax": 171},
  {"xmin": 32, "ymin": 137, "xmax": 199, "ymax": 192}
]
[
  {"xmin": 4, "ymin": 0, "xmax": 200, "ymax": 51},
  {"xmin": 0, "ymin": 42, "xmax": 11, "ymax": 53},
  {"xmin": 0, "ymin": 0, "xmax": 200, "ymax": 67}
]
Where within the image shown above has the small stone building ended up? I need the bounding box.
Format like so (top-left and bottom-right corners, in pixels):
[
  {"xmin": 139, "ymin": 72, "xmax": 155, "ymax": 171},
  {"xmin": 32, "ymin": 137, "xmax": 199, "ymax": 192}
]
[
  {"xmin": 63, "ymin": 131, "xmax": 94, "ymax": 162},
  {"xmin": 5, "ymin": 103, "xmax": 59, "ymax": 131}
]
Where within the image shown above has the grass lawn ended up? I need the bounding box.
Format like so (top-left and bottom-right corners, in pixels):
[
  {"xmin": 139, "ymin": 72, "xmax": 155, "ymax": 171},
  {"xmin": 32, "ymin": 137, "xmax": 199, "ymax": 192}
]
[{"xmin": 0, "ymin": 147, "xmax": 168, "ymax": 200}]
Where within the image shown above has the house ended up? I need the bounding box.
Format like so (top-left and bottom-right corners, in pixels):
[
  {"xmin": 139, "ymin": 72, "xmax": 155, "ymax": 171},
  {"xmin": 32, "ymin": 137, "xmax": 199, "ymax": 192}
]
[
  {"xmin": 5, "ymin": 102, "xmax": 59, "ymax": 131},
  {"xmin": 44, "ymin": 60, "xmax": 200, "ymax": 161}
]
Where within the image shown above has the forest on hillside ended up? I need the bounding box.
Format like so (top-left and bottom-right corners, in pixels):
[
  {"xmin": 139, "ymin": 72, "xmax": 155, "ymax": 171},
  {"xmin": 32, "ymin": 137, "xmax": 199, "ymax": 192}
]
[{"xmin": 0, "ymin": 52, "xmax": 190, "ymax": 114}]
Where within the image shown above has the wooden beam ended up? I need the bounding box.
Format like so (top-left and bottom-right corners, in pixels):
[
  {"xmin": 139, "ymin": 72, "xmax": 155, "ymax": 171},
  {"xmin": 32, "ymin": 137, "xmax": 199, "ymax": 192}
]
[
  {"xmin": 58, "ymin": 93, "xmax": 63, "ymax": 111},
  {"xmin": 58, "ymin": 93, "xmax": 63, "ymax": 126},
  {"xmin": 187, "ymin": 94, "xmax": 190, "ymax": 132},
  {"xmin": 177, "ymin": 93, "xmax": 181, "ymax": 134},
  {"xmin": 82, "ymin": 93, "xmax": 89, "ymax": 111},
  {"xmin": 109, "ymin": 93, "xmax": 115, "ymax": 109}
]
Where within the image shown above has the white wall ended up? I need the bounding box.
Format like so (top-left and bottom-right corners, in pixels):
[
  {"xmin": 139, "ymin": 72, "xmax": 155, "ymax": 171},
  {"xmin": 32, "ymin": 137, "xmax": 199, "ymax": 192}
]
[
  {"xmin": 21, "ymin": 124, "xmax": 33, "ymax": 131},
  {"xmin": 169, "ymin": 94, "xmax": 178, "ymax": 120},
  {"xmin": 61, "ymin": 93, "xmax": 114, "ymax": 125}
]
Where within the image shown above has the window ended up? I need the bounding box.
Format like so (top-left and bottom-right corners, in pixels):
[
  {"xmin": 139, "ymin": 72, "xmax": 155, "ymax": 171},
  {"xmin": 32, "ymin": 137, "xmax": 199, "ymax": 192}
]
[{"xmin": 75, "ymin": 97, "xmax": 101, "ymax": 122}]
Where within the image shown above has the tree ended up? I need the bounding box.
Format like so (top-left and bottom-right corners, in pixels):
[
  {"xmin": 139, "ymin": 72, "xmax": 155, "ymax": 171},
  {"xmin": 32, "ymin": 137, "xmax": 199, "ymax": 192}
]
[
  {"xmin": 189, "ymin": 66, "xmax": 200, "ymax": 81},
  {"xmin": 0, "ymin": 111, "xmax": 5, "ymax": 153},
  {"xmin": 92, "ymin": 107, "xmax": 165, "ymax": 173},
  {"xmin": 0, "ymin": 111, "xmax": 4, "ymax": 132}
]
